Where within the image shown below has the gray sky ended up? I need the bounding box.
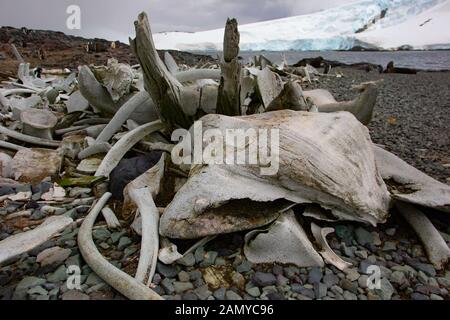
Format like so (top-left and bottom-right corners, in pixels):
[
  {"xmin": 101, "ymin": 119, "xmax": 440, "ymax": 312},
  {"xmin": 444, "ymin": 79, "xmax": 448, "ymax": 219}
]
[{"xmin": 0, "ymin": 0, "xmax": 355, "ymax": 42}]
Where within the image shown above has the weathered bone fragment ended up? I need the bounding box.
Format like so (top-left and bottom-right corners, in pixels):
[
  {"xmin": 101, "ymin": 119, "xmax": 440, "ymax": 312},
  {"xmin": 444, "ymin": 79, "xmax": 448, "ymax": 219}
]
[
  {"xmin": 0, "ymin": 216, "xmax": 73, "ymax": 265},
  {"xmin": 0, "ymin": 125, "xmax": 60, "ymax": 148},
  {"xmin": 95, "ymin": 91, "xmax": 150, "ymax": 143},
  {"xmin": 244, "ymin": 211, "xmax": 324, "ymax": 267},
  {"xmin": 131, "ymin": 12, "xmax": 191, "ymax": 130},
  {"xmin": 303, "ymin": 204, "xmax": 339, "ymax": 222},
  {"xmin": 175, "ymin": 69, "xmax": 221, "ymax": 83},
  {"xmin": 216, "ymin": 18, "xmax": 241, "ymax": 116},
  {"xmin": 102, "ymin": 58, "xmax": 134, "ymax": 102},
  {"xmin": 0, "ymin": 140, "xmax": 26, "ymax": 151},
  {"xmin": 160, "ymin": 111, "xmax": 391, "ymax": 239},
  {"xmin": 0, "ymin": 91, "xmax": 10, "ymax": 113},
  {"xmin": 256, "ymin": 67, "xmax": 284, "ymax": 109},
  {"xmin": 78, "ymin": 142, "xmax": 111, "ymax": 160},
  {"xmin": 95, "ymin": 120, "xmax": 164, "ymax": 178},
  {"xmin": 395, "ymin": 202, "xmax": 450, "ymax": 270},
  {"xmin": 266, "ymin": 81, "xmax": 309, "ymax": 112},
  {"xmin": 311, "ymin": 222, "xmax": 352, "ymax": 271},
  {"xmin": 303, "ymin": 81, "xmax": 380, "ymax": 125},
  {"xmin": 78, "ymin": 192, "xmax": 163, "ymax": 300},
  {"xmin": 164, "ymin": 52, "xmax": 180, "ymax": 74},
  {"xmin": 101, "ymin": 206, "xmax": 121, "ymax": 229},
  {"xmin": 374, "ymin": 145, "xmax": 450, "ymax": 213},
  {"xmin": 78, "ymin": 65, "xmax": 118, "ymax": 115},
  {"xmin": 10, "ymin": 44, "xmax": 24, "ymax": 63},
  {"xmin": 67, "ymin": 91, "xmax": 89, "ymax": 113},
  {"xmin": 159, "ymin": 237, "xmax": 183, "ymax": 265},
  {"xmin": 20, "ymin": 109, "xmax": 57, "ymax": 140}
]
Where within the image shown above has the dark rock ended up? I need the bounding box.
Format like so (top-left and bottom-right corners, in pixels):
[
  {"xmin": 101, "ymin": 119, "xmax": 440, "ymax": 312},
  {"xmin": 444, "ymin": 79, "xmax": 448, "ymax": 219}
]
[
  {"xmin": 267, "ymin": 292, "xmax": 286, "ymax": 300},
  {"xmin": 308, "ymin": 267, "xmax": 323, "ymax": 284},
  {"xmin": 355, "ymin": 228, "xmax": 373, "ymax": 246},
  {"xmin": 156, "ymin": 263, "xmax": 178, "ymax": 278},
  {"xmin": 411, "ymin": 293, "xmax": 430, "ymax": 300},
  {"xmin": 252, "ymin": 272, "xmax": 277, "ymax": 287},
  {"xmin": 323, "ymin": 274, "xmax": 339, "ymax": 288}
]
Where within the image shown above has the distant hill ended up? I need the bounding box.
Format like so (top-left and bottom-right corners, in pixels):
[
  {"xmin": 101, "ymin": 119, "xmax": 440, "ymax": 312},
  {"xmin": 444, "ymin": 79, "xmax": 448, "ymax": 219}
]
[{"xmin": 0, "ymin": 26, "xmax": 215, "ymax": 81}]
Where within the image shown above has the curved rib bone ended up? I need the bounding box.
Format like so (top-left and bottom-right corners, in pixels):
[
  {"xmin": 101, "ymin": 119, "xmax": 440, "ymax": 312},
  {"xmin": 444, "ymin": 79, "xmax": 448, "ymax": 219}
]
[
  {"xmin": 244, "ymin": 211, "xmax": 324, "ymax": 267},
  {"xmin": 311, "ymin": 222, "xmax": 352, "ymax": 271},
  {"xmin": 175, "ymin": 69, "xmax": 221, "ymax": 83},
  {"xmin": 0, "ymin": 140, "xmax": 26, "ymax": 151},
  {"xmin": 129, "ymin": 188, "xmax": 160, "ymax": 285},
  {"xmin": 395, "ymin": 202, "xmax": 450, "ymax": 270},
  {"xmin": 78, "ymin": 142, "xmax": 111, "ymax": 160},
  {"xmin": 95, "ymin": 120, "xmax": 164, "ymax": 177},
  {"xmin": 101, "ymin": 206, "xmax": 121, "ymax": 229},
  {"xmin": 374, "ymin": 145, "xmax": 450, "ymax": 213},
  {"xmin": 77, "ymin": 192, "xmax": 163, "ymax": 300},
  {"xmin": 95, "ymin": 91, "xmax": 149, "ymax": 143},
  {"xmin": 0, "ymin": 125, "xmax": 60, "ymax": 148},
  {"xmin": 0, "ymin": 216, "xmax": 73, "ymax": 265}
]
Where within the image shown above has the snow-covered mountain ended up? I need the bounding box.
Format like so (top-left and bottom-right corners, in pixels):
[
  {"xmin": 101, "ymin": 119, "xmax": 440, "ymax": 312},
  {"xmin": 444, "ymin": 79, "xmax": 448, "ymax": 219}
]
[{"xmin": 153, "ymin": 0, "xmax": 450, "ymax": 51}]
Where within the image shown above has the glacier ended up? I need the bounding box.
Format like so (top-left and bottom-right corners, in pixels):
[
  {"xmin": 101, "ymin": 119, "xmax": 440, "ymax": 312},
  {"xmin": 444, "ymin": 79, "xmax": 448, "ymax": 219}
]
[{"xmin": 153, "ymin": 0, "xmax": 450, "ymax": 51}]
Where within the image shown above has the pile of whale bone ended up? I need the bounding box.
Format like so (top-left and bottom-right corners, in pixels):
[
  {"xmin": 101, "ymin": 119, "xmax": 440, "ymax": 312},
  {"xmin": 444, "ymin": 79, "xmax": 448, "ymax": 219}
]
[{"xmin": 0, "ymin": 12, "xmax": 449, "ymax": 300}]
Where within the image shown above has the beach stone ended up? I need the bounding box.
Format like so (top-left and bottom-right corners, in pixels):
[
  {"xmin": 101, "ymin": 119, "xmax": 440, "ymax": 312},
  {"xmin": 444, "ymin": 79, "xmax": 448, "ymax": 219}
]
[
  {"xmin": 178, "ymin": 271, "xmax": 190, "ymax": 282},
  {"xmin": 341, "ymin": 279, "xmax": 358, "ymax": 294},
  {"xmin": 246, "ymin": 286, "xmax": 261, "ymax": 297},
  {"xmin": 292, "ymin": 285, "xmax": 315, "ymax": 299},
  {"xmin": 283, "ymin": 266, "xmax": 299, "ymax": 280},
  {"xmin": 13, "ymin": 277, "xmax": 46, "ymax": 300},
  {"xmin": 194, "ymin": 246, "xmax": 205, "ymax": 263},
  {"xmin": 189, "ymin": 270, "xmax": 203, "ymax": 282},
  {"xmin": 182, "ymin": 292, "xmax": 198, "ymax": 300},
  {"xmin": 276, "ymin": 274, "xmax": 289, "ymax": 286},
  {"xmin": 382, "ymin": 241, "xmax": 397, "ymax": 252},
  {"xmin": 236, "ymin": 260, "xmax": 252, "ymax": 273},
  {"xmin": 372, "ymin": 232, "xmax": 382, "ymax": 246},
  {"xmin": 346, "ymin": 269, "xmax": 361, "ymax": 282},
  {"xmin": 355, "ymin": 250, "xmax": 368, "ymax": 259},
  {"xmin": 430, "ymin": 294, "xmax": 444, "ymax": 301},
  {"xmin": 117, "ymin": 237, "xmax": 132, "ymax": 250},
  {"xmin": 161, "ymin": 278, "xmax": 175, "ymax": 295},
  {"xmin": 272, "ymin": 265, "xmax": 283, "ymax": 276},
  {"xmin": 308, "ymin": 267, "xmax": 323, "ymax": 284},
  {"xmin": 47, "ymin": 265, "xmax": 68, "ymax": 283},
  {"xmin": 385, "ymin": 228, "xmax": 396, "ymax": 236},
  {"xmin": 335, "ymin": 225, "xmax": 354, "ymax": 245},
  {"xmin": 374, "ymin": 278, "xmax": 395, "ymax": 300},
  {"xmin": 76, "ymin": 158, "xmax": 102, "ymax": 174},
  {"xmin": 390, "ymin": 271, "xmax": 407, "ymax": 285},
  {"xmin": 177, "ymin": 253, "xmax": 195, "ymax": 267},
  {"xmin": 36, "ymin": 246, "xmax": 71, "ymax": 267},
  {"xmin": 62, "ymin": 290, "xmax": 90, "ymax": 300},
  {"xmin": 200, "ymin": 251, "xmax": 218, "ymax": 267},
  {"xmin": 355, "ymin": 228, "xmax": 373, "ymax": 246},
  {"xmin": 253, "ymin": 272, "xmax": 277, "ymax": 287},
  {"xmin": 173, "ymin": 281, "xmax": 194, "ymax": 294},
  {"xmin": 152, "ymin": 274, "xmax": 162, "ymax": 285},
  {"xmin": 331, "ymin": 285, "xmax": 344, "ymax": 295},
  {"xmin": 110, "ymin": 231, "xmax": 126, "ymax": 244},
  {"xmin": 12, "ymin": 148, "xmax": 62, "ymax": 184},
  {"xmin": 412, "ymin": 263, "xmax": 436, "ymax": 277},
  {"xmin": 93, "ymin": 228, "xmax": 111, "ymax": 242},
  {"xmin": 194, "ymin": 285, "xmax": 212, "ymax": 300},
  {"xmin": 213, "ymin": 288, "xmax": 226, "ymax": 300},
  {"xmin": 85, "ymin": 273, "xmax": 103, "ymax": 287},
  {"xmin": 411, "ymin": 293, "xmax": 430, "ymax": 300},
  {"xmin": 323, "ymin": 274, "xmax": 339, "ymax": 288},
  {"xmin": 437, "ymin": 277, "xmax": 450, "ymax": 288},
  {"xmin": 314, "ymin": 283, "xmax": 327, "ymax": 299},
  {"xmin": 411, "ymin": 245, "xmax": 424, "ymax": 258},
  {"xmin": 343, "ymin": 291, "xmax": 358, "ymax": 300},
  {"xmin": 267, "ymin": 292, "xmax": 286, "ymax": 300},
  {"xmin": 156, "ymin": 263, "xmax": 178, "ymax": 278},
  {"xmin": 225, "ymin": 290, "xmax": 242, "ymax": 300},
  {"xmin": 232, "ymin": 272, "xmax": 245, "ymax": 289},
  {"xmin": 358, "ymin": 275, "xmax": 369, "ymax": 289}
]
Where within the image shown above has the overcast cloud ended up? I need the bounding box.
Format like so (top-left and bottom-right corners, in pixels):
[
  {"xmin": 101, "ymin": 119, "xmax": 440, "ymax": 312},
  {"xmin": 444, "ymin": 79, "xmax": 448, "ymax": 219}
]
[{"xmin": 0, "ymin": 0, "xmax": 354, "ymax": 42}]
